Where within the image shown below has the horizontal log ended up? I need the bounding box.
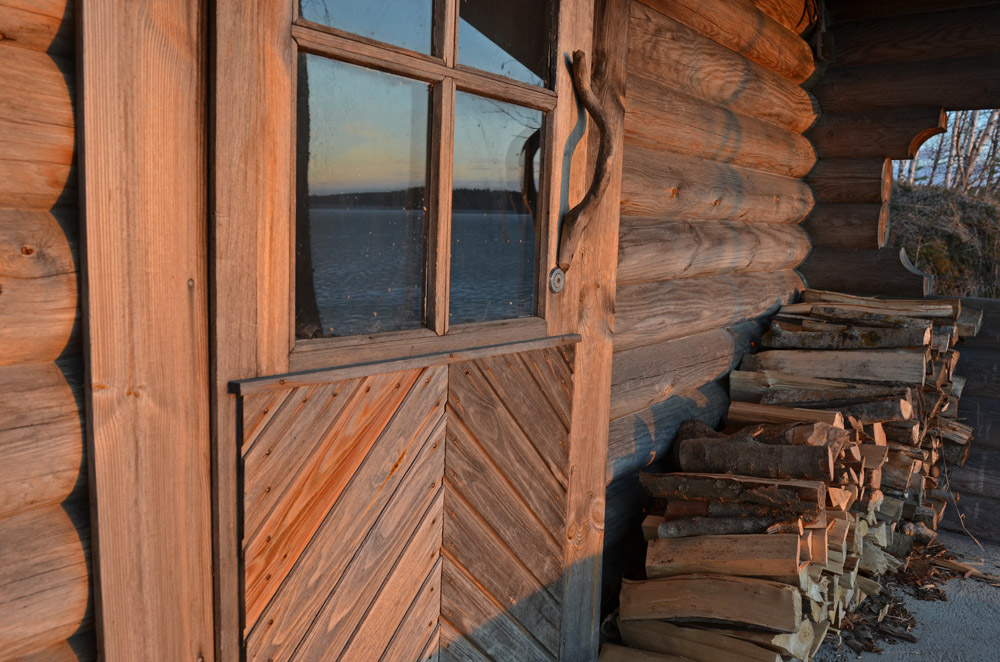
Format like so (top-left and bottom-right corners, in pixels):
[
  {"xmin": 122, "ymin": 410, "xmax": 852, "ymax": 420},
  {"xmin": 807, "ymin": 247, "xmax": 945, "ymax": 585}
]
[
  {"xmin": 805, "ymin": 158, "xmax": 890, "ymax": 204},
  {"xmin": 619, "ymin": 620, "xmax": 782, "ymax": 662},
  {"xmin": 0, "ymin": 209, "xmax": 78, "ymax": 279},
  {"xmin": 615, "ymin": 271, "xmax": 802, "ymax": 352},
  {"xmin": 0, "ymin": 1, "xmax": 75, "ymax": 56},
  {"xmin": 647, "ymin": 534, "xmax": 801, "ymax": 579},
  {"xmin": 607, "ymin": 382, "xmax": 729, "ymax": 484},
  {"xmin": 0, "ymin": 44, "xmax": 74, "ymax": 128},
  {"xmin": 610, "ymin": 327, "xmax": 750, "ymax": 420},
  {"xmin": 618, "ymin": 218, "xmax": 810, "ymax": 286},
  {"xmin": 640, "ymin": 472, "xmax": 825, "ymax": 519},
  {"xmin": 834, "ymin": 6, "xmax": 1000, "ymax": 68},
  {"xmin": 0, "ymin": 116, "xmax": 75, "ymax": 167},
  {"xmin": 741, "ymin": 348, "xmax": 928, "ymax": 385},
  {"xmin": 814, "ymin": 54, "xmax": 1000, "ymax": 113},
  {"xmin": 0, "ymin": 360, "xmax": 85, "ymax": 519},
  {"xmin": 0, "ymin": 158, "xmax": 75, "ymax": 211},
  {"xmin": 0, "ymin": 270, "xmax": 78, "ymax": 366},
  {"xmin": 762, "ymin": 385, "xmax": 911, "ymax": 408},
  {"xmin": 0, "ymin": 500, "xmax": 91, "ymax": 658},
  {"xmin": 800, "ymin": 202, "xmax": 887, "ymax": 249},
  {"xmin": 753, "ymin": 0, "xmax": 815, "ymax": 34},
  {"xmin": 638, "ymin": 0, "xmax": 815, "ymax": 83},
  {"xmin": 619, "ymin": 575, "xmax": 803, "ymax": 633},
  {"xmin": 621, "ymin": 146, "xmax": 814, "ymax": 224},
  {"xmin": 679, "ymin": 437, "xmax": 835, "ymax": 480},
  {"xmin": 828, "ymin": 0, "xmax": 1000, "ymax": 22},
  {"xmin": 762, "ymin": 320, "xmax": 931, "ymax": 349},
  {"xmin": 807, "ymin": 108, "xmax": 946, "ymax": 160},
  {"xmin": 625, "ymin": 77, "xmax": 816, "ymax": 178},
  {"xmin": 798, "ymin": 247, "xmax": 931, "ymax": 297},
  {"xmin": 657, "ymin": 516, "xmax": 793, "ymax": 539},
  {"xmin": 599, "ymin": 643, "xmax": 693, "ymax": 662},
  {"xmin": 801, "ymin": 289, "xmax": 958, "ymax": 317},
  {"xmin": 730, "ymin": 370, "xmax": 856, "ymax": 402},
  {"xmin": 628, "ymin": 3, "xmax": 817, "ymax": 133},
  {"xmin": 727, "ymin": 401, "xmax": 844, "ymax": 428}
]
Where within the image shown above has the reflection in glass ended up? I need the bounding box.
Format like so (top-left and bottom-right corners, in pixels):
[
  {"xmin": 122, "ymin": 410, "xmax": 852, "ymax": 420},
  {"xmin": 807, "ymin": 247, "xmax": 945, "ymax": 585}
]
[
  {"xmin": 458, "ymin": 0, "xmax": 552, "ymax": 87},
  {"xmin": 296, "ymin": 55, "xmax": 430, "ymax": 338},
  {"xmin": 299, "ymin": 0, "xmax": 433, "ymax": 55},
  {"xmin": 450, "ymin": 92, "xmax": 542, "ymax": 325}
]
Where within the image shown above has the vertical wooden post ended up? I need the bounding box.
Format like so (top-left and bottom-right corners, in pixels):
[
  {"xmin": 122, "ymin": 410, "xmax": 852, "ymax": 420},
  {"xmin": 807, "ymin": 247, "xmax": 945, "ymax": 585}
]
[
  {"xmin": 81, "ymin": 0, "xmax": 214, "ymax": 659},
  {"xmin": 549, "ymin": 0, "xmax": 628, "ymax": 658}
]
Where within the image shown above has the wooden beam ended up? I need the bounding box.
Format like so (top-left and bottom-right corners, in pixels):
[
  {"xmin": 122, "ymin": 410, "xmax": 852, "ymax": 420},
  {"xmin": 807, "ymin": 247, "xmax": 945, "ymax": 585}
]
[{"xmin": 81, "ymin": 1, "xmax": 213, "ymax": 659}]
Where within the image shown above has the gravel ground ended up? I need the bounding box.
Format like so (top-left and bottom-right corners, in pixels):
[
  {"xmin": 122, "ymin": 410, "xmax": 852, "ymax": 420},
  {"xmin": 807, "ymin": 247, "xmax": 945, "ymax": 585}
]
[{"xmin": 813, "ymin": 530, "xmax": 1000, "ymax": 662}]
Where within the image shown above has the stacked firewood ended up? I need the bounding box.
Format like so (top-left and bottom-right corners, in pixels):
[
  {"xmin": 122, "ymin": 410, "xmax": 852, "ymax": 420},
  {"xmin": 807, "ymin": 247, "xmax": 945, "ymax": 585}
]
[{"xmin": 602, "ymin": 290, "xmax": 982, "ymax": 662}]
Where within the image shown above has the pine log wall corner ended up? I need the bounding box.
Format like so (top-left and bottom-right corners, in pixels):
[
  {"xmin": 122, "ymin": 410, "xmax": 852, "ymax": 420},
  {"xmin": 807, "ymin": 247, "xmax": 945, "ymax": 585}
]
[
  {"xmin": 799, "ymin": 0, "xmax": 1000, "ymax": 296},
  {"xmin": 602, "ymin": 0, "xmax": 818, "ymax": 611},
  {"xmin": 235, "ymin": 345, "xmax": 575, "ymax": 661},
  {"xmin": 0, "ymin": 1, "xmax": 95, "ymax": 660}
]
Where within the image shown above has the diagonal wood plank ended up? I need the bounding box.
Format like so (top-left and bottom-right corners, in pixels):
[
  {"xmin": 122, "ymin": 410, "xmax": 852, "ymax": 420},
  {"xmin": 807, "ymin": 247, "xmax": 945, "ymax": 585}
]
[
  {"xmin": 473, "ymin": 354, "xmax": 568, "ymax": 485},
  {"xmin": 514, "ymin": 349, "xmax": 573, "ymax": 429},
  {"xmin": 241, "ymin": 388, "xmax": 289, "ymax": 445},
  {"xmin": 244, "ymin": 368, "xmax": 423, "ymax": 623},
  {"xmin": 444, "ymin": 418, "xmax": 564, "ymax": 590},
  {"xmin": 293, "ymin": 486, "xmax": 445, "ymax": 661},
  {"xmin": 448, "ymin": 364, "xmax": 565, "ymax": 538},
  {"xmin": 443, "ymin": 481, "xmax": 561, "ymax": 655},
  {"xmin": 244, "ymin": 365, "xmax": 444, "ymax": 638},
  {"xmin": 246, "ymin": 404, "xmax": 445, "ymax": 657},
  {"xmin": 439, "ymin": 620, "xmax": 490, "ymax": 662},
  {"xmin": 379, "ymin": 575, "xmax": 442, "ymax": 662},
  {"xmin": 243, "ymin": 378, "xmax": 363, "ymax": 538},
  {"xmin": 440, "ymin": 557, "xmax": 553, "ymax": 662}
]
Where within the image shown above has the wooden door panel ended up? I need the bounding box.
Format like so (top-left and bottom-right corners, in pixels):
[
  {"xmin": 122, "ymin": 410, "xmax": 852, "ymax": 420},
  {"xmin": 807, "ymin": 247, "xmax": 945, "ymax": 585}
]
[{"xmin": 238, "ymin": 345, "xmax": 574, "ymax": 661}]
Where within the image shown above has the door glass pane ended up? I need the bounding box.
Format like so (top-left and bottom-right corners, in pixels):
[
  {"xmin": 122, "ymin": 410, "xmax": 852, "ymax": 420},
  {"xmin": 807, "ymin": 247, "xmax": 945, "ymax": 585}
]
[
  {"xmin": 458, "ymin": 0, "xmax": 551, "ymax": 87},
  {"xmin": 299, "ymin": 0, "xmax": 433, "ymax": 55},
  {"xmin": 296, "ymin": 54, "xmax": 430, "ymax": 338},
  {"xmin": 450, "ymin": 92, "xmax": 542, "ymax": 325}
]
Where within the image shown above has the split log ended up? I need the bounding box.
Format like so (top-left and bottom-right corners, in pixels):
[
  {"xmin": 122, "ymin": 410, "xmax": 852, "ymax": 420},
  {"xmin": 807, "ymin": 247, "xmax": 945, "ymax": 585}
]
[
  {"xmin": 657, "ymin": 516, "xmax": 789, "ymax": 539},
  {"xmin": 885, "ymin": 421, "xmax": 921, "ymax": 446},
  {"xmin": 752, "ymin": 0, "xmax": 815, "ymax": 34},
  {"xmin": 799, "ymin": 202, "xmax": 887, "ymax": 250},
  {"xmin": 642, "ymin": 515, "xmax": 664, "ymax": 540},
  {"xmin": 957, "ymin": 306, "xmax": 984, "ymax": 338},
  {"xmin": 619, "ymin": 620, "xmax": 782, "ymax": 662},
  {"xmin": 834, "ymin": 6, "xmax": 1000, "ymax": 68},
  {"xmin": 615, "ymin": 271, "xmax": 802, "ymax": 352},
  {"xmin": 727, "ymin": 401, "xmax": 844, "ymax": 428},
  {"xmin": 0, "ymin": 501, "xmax": 91, "ymax": 659},
  {"xmin": 807, "ymin": 109, "xmax": 947, "ymax": 160},
  {"xmin": 708, "ymin": 619, "xmax": 816, "ymax": 659},
  {"xmin": 598, "ymin": 644, "xmax": 692, "ymax": 662},
  {"xmin": 621, "ymin": 146, "xmax": 814, "ymax": 224},
  {"xmin": 741, "ymin": 348, "xmax": 927, "ymax": 385},
  {"xmin": 607, "ymin": 382, "xmax": 729, "ymax": 484},
  {"xmin": 640, "ymin": 472, "xmax": 825, "ymax": 511},
  {"xmin": 664, "ymin": 500, "xmax": 811, "ymax": 521},
  {"xmin": 729, "ymin": 420, "xmax": 850, "ymax": 447},
  {"xmin": 638, "ymin": 0, "xmax": 814, "ymax": 83},
  {"xmin": 814, "ymin": 54, "xmax": 1000, "ymax": 113},
  {"xmin": 678, "ymin": 437, "xmax": 835, "ymax": 481},
  {"xmin": 762, "ymin": 320, "xmax": 931, "ymax": 350},
  {"xmin": 784, "ymin": 305, "xmax": 936, "ymax": 330},
  {"xmin": 805, "ymin": 158, "xmax": 890, "ymax": 204},
  {"xmin": 801, "ymin": 289, "xmax": 960, "ymax": 317},
  {"xmin": 617, "ymin": 218, "xmax": 811, "ymax": 286},
  {"xmin": 628, "ymin": 3, "xmax": 817, "ymax": 133},
  {"xmin": 619, "ymin": 575, "xmax": 803, "ymax": 633},
  {"xmin": 610, "ymin": 327, "xmax": 745, "ymax": 419},
  {"xmin": 646, "ymin": 534, "xmax": 800, "ymax": 579},
  {"xmin": 730, "ymin": 370, "xmax": 855, "ymax": 402},
  {"xmin": 625, "ymin": 77, "xmax": 815, "ymax": 177},
  {"xmin": 819, "ymin": 397, "xmax": 913, "ymax": 424},
  {"xmin": 761, "ymin": 385, "xmax": 911, "ymax": 408}
]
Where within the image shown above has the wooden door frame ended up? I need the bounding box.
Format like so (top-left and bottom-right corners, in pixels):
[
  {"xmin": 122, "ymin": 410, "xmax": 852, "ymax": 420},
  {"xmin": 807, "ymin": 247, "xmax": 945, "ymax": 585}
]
[{"xmin": 210, "ymin": 0, "xmax": 621, "ymax": 660}]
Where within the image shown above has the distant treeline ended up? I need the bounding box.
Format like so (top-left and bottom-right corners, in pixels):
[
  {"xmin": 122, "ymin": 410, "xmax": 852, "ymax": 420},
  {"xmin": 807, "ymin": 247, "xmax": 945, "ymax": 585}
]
[{"xmin": 310, "ymin": 186, "xmax": 532, "ymax": 214}]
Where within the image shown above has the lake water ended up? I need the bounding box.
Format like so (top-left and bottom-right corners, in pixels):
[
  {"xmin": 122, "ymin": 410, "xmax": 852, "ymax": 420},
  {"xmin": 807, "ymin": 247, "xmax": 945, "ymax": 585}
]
[{"xmin": 308, "ymin": 207, "xmax": 536, "ymax": 336}]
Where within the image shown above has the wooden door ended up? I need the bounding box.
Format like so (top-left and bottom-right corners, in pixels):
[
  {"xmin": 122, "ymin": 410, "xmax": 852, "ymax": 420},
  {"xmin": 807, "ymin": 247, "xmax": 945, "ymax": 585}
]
[{"xmin": 233, "ymin": 341, "xmax": 576, "ymax": 661}]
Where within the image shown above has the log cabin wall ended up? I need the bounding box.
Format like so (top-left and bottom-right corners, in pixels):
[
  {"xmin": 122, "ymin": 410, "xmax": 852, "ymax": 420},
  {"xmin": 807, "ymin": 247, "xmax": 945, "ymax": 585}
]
[
  {"xmin": 942, "ymin": 298, "xmax": 1000, "ymax": 542},
  {"xmin": 799, "ymin": 0, "xmax": 1000, "ymax": 296},
  {"xmin": 602, "ymin": 0, "xmax": 819, "ymax": 609},
  {"xmin": 0, "ymin": 1, "xmax": 96, "ymax": 660}
]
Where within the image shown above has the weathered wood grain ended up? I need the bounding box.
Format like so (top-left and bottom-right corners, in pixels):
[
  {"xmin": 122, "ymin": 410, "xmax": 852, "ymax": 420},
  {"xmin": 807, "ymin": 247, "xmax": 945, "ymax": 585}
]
[
  {"xmin": 628, "ymin": 3, "xmax": 817, "ymax": 133},
  {"xmin": 377, "ymin": 574, "xmax": 441, "ymax": 662},
  {"xmin": 742, "ymin": 348, "xmax": 927, "ymax": 385},
  {"xmin": 0, "ymin": 268, "xmax": 78, "ymax": 365},
  {"xmin": 619, "ymin": 620, "xmax": 782, "ymax": 662},
  {"xmin": 625, "ymin": 79, "xmax": 815, "ymax": 178},
  {"xmin": 622, "ymin": 146, "xmax": 814, "ymax": 224},
  {"xmin": 0, "ymin": 0, "xmax": 75, "ymax": 55},
  {"xmin": 646, "ymin": 535, "xmax": 801, "ymax": 579},
  {"xmin": 834, "ymin": 6, "xmax": 1000, "ymax": 68},
  {"xmin": 0, "ymin": 43, "xmax": 74, "ymax": 128},
  {"xmin": 814, "ymin": 55, "xmax": 1000, "ymax": 113},
  {"xmin": 243, "ymin": 368, "xmax": 428, "ymax": 628},
  {"xmin": 0, "ymin": 501, "xmax": 91, "ymax": 659},
  {"xmin": 805, "ymin": 158, "xmax": 891, "ymax": 204},
  {"xmin": 81, "ymin": 2, "xmax": 212, "ymax": 659},
  {"xmin": 615, "ymin": 271, "xmax": 803, "ymax": 352},
  {"xmin": 0, "ymin": 209, "xmax": 77, "ymax": 279},
  {"xmin": 599, "ymin": 644, "xmax": 694, "ymax": 662},
  {"xmin": 245, "ymin": 383, "xmax": 446, "ymax": 660},
  {"xmin": 800, "ymin": 202, "xmax": 887, "ymax": 250},
  {"xmin": 0, "ymin": 116, "xmax": 74, "ymax": 168},
  {"xmin": 638, "ymin": 0, "xmax": 814, "ymax": 83},
  {"xmin": 807, "ymin": 109, "xmax": 946, "ymax": 160},
  {"xmin": 516, "ymin": 347, "xmax": 574, "ymax": 430},
  {"xmin": 617, "ymin": 218, "xmax": 811, "ymax": 286},
  {"xmin": 752, "ymin": 0, "xmax": 814, "ymax": 34}
]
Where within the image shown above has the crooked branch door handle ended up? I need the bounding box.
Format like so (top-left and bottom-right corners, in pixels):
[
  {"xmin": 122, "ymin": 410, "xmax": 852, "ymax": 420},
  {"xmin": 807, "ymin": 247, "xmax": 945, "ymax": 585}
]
[{"xmin": 553, "ymin": 50, "xmax": 617, "ymax": 286}]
